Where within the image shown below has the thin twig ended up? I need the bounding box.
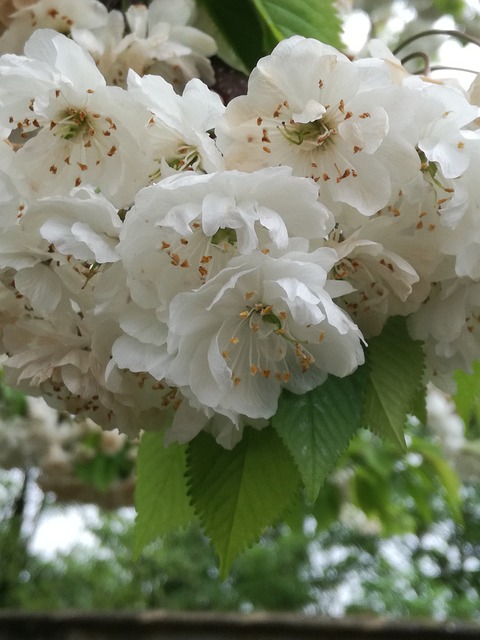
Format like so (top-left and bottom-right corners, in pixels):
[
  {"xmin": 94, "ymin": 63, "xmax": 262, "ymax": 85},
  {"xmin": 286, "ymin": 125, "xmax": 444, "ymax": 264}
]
[
  {"xmin": 401, "ymin": 51, "xmax": 431, "ymax": 75},
  {"xmin": 429, "ymin": 65, "xmax": 480, "ymax": 75},
  {"xmin": 393, "ymin": 29, "xmax": 480, "ymax": 55}
]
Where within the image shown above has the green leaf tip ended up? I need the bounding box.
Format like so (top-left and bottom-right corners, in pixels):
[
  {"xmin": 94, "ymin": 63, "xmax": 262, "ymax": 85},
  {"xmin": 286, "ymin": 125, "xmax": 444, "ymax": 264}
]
[{"xmin": 186, "ymin": 427, "xmax": 300, "ymax": 578}]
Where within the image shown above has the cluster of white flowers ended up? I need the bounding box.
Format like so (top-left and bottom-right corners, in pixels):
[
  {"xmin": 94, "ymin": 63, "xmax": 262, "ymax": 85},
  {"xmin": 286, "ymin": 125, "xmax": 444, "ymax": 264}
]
[
  {"xmin": 0, "ymin": 18, "xmax": 480, "ymax": 447},
  {"xmin": 0, "ymin": 0, "xmax": 216, "ymax": 88}
]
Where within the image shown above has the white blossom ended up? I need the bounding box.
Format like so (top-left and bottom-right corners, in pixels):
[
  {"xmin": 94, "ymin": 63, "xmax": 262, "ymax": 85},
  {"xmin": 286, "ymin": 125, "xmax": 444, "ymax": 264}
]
[
  {"xmin": 0, "ymin": 29, "xmax": 151, "ymax": 206},
  {"xmin": 0, "ymin": 0, "xmax": 109, "ymax": 54},
  {"xmin": 216, "ymin": 36, "xmax": 421, "ymax": 215},
  {"xmin": 166, "ymin": 250, "xmax": 364, "ymax": 421},
  {"xmin": 127, "ymin": 70, "xmax": 225, "ymax": 177},
  {"xmin": 93, "ymin": 0, "xmax": 216, "ymax": 91}
]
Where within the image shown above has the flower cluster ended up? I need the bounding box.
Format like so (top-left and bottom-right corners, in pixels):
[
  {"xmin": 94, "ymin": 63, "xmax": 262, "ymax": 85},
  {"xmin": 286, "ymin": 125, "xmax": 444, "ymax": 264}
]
[
  {"xmin": 0, "ymin": 20, "xmax": 480, "ymax": 448},
  {"xmin": 0, "ymin": 0, "xmax": 216, "ymax": 89}
]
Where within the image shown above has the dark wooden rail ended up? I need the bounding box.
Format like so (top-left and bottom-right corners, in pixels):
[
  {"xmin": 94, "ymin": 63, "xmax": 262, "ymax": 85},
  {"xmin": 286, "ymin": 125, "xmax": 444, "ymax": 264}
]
[{"xmin": 0, "ymin": 612, "xmax": 479, "ymax": 640}]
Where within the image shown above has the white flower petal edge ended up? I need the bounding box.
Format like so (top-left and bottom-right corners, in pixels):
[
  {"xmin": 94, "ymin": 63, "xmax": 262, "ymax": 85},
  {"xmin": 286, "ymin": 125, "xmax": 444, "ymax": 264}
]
[
  {"xmin": 166, "ymin": 250, "xmax": 365, "ymax": 421},
  {"xmin": 216, "ymin": 36, "xmax": 421, "ymax": 216}
]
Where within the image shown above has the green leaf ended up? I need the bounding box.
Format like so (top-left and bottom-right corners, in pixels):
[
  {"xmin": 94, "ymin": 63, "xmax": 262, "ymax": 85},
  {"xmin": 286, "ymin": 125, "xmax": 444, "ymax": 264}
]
[
  {"xmin": 454, "ymin": 360, "xmax": 480, "ymax": 431},
  {"xmin": 74, "ymin": 453, "xmax": 131, "ymax": 492},
  {"xmin": 363, "ymin": 316, "xmax": 425, "ymax": 450},
  {"xmin": 186, "ymin": 427, "xmax": 299, "ymax": 577},
  {"xmin": 272, "ymin": 366, "xmax": 369, "ymax": 503},
  {"xmin": 251, "ymin": 0, "xmax": 343, "ymax": 50},
  {"xmin": 134, "ymin": 432, "xmax": 195, "ymax": 558},
  {"xmin": 409, "ymin": 382, "xmax": 427, "ymax": 425},
  {"xmin": 0, "ymin": 373, "xmax": 28, "ymax": 418},
  {"xmin": 410, "ymin": 436, "xmax": 462, "ymax": 521},
  {"xmin": 432, "ymin": 0, "xmax": 465, "ymax": 19},
  {"xmin": 198, "ymin": 0, "xmax": 343, "ymax": 72},
  {"xmin": 197, "ymin": 0, "xmax": 266, "ymax": 70},
  {"xmin": 312, "ymin": 481, "xmax": 342, "ymax": 531}
]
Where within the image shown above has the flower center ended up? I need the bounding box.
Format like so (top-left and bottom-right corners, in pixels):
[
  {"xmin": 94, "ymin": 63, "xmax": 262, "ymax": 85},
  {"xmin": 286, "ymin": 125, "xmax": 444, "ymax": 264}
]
[
  {"xmin": 278, "ymin": 118, "xmax": 336, "ymax": 149},
  {"xmin": 52, "ymin": 107, "xmax": 94, "ymax": 141},
  {"xmin": 151, "ymin": 144, "xmax": 203, "ymax": 181}
]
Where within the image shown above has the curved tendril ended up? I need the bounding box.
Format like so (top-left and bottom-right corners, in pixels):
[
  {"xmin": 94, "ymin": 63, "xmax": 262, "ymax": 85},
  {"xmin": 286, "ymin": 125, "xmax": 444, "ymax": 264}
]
[
  {"xmin": 429, "ymin": 65, "xmax": 480, "ymax": 75},
  {"xmin": 401, "ymin": 51, "xmax": 431, "ymax": 75},
  {"xmin": 393, "ymin": 29, "xmax": 480, "ymax": 56}
]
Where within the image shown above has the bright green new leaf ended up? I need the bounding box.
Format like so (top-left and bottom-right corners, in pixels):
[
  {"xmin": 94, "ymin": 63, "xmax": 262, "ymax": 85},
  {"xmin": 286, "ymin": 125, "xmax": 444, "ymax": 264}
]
[
  {"xmin": 251, "ymin": 0, "xmax": 343, "ymax": 50},
  {"xmin": 272, "ymin": 366, "xmax": 369, "ymax": 503},
  {"xmin": 134, "ymin": 432, "xmax": 196, "ymax": 558},
  {"xmin": 454, "ymin": 360, "xmax": 480, "ymax": 430},
  {"xmin": 363, "ymin": 316, "xmax": 425, "ymax": 450},
  {"xmin": 186, "ymin": 427, "xmax": 299, "ymax": 577},
  {"xmin": 198, "ymin": 0, "xmax": 343, "ymax": 72}
]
